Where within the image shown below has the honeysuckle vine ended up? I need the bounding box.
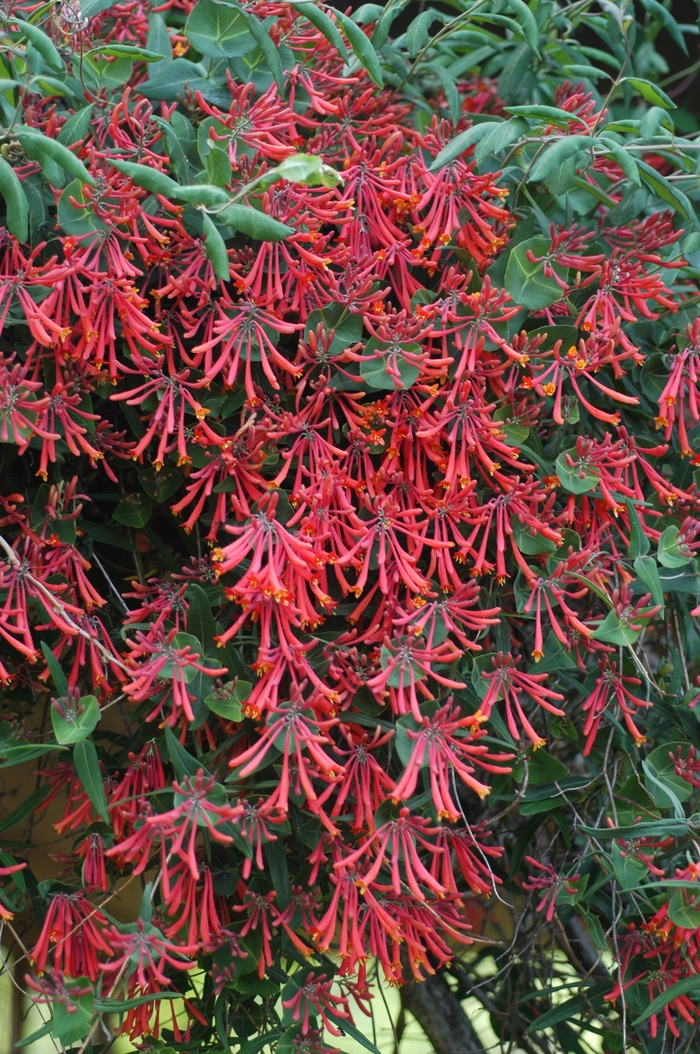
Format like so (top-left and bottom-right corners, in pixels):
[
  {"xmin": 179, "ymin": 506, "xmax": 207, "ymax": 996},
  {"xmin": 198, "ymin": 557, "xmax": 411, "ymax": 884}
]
[{"xmin": 1, "ymin": 1, "xmax": 700, "ymax": 1052}]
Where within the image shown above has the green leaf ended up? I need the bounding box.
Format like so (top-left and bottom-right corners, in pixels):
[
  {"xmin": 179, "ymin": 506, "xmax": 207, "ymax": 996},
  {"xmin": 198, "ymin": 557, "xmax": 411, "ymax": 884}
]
[
  {"xmin": 140, "ymin": 58, "xmax": 212, "ymax": 102},
  {"xmin": 529, "ymin": 981, "xmax": 610, "ymax": 1031},
  {"xmin": 82, "ymin": 53, "xmax": 134, "ymax": 91},
  {"xmin": 206, "ymin": 144, "xmax": 232, "ymax": 186},
  {"xmin": 370, "ymin": 0, "xmax": 408, "ymax": 48},
  {"xmin": 639, "ymin": 0, "xmax": 688, "ymax": 53},
  {"xmin": 288, "ymin": 2, "xmax": 348, "ymax": 62},
  {"xmin": 526, "ymin": 323, "xmax": 579, "ymax": 353},
  {"xmin": 13, "ymin": 20, "xmax": 64, "ymax": 71},
  {"xmin": 331, "ymin": 8, "xmax": 384, "ymax": 87},
  {"xmin": 146, "ymin": 12, "xmax": 173, "ymax": 66},
  {"xmin": 637, "ymin": 159, "xmax": 696, "ymax": 223},
  {"xmin": 475, "ymin": 116, "xmax": 527, "ymax": 164},
  {"xmin": 555, "ymin": 448, "xmax": 598, "ymax": 494},
  {"xmin": 305, "ymin": 301, "xmax": 363, "ymax": 357},
  {"xmin": 185, "ymin": 0, "xmax": 256, "ymax": 57},
  {"xmin": 57, "ymin": 104, "xmax": 95, "ymax": 146},
  {"xmin": 138, "ymin": 465, "xmax": 182, "ymax": 503},
  {"xmin": 157, "ymin": 632, "xmax": 202, "ymax": 683},
  {"xmin": 633, "ymin": 555, "xmax": 664, "ymax": 611},
  {"xmin": 113, "ymin": 493, "xmax": 153, "ymax": 528},
  {"xmin": 634, "ymin": 975, "xmax": 700, "ymax": 1025},
  {"xmin": 57, "ymin": 178, "xmax": 106, "ymax": 236},
  {"xmin": 598, "ymin": 135, "xmax": 641, "ymax": 185},
  {"xmin": 432, "ymin": 64, "xmax": 461, "ymax": 125},
  {"xmin": 243, "ymin": 8, "xmax": 285, "ymax": 96},
  {"xmin": 545, "ymin": 153, "xmax": 580, "ymax": 196},
  {"xmin": 591, "ymin": 609, "xmax": 641, "ymax": 646},
  {"xmin": 265, "ymin": 153, "xmax": 343, "ymax": 188},
  {"xmin": 571, "ymin": 175, "xmax": 616, "ymax": 208},
  {"xmin": 644, "ymin": 742, "xmax": 693, "ymax": 809},
  {"xmin": 263, "ymin": 836, "xmax": 291, "ymax": 908},
  {"xmin": 527, "ymin": 749, "xmax": 569, "ymax": 785},
  {"xmin": 360, "ymin": 342, "xmax": 421, "ymax": 390},
  {"xmin": 395, "ymin": 719, "xmax": 418, "ymax": 767},
  {"xmin": 0, "ymin": 720, "xmax": 65, "ymax": 766},
  {"xmin": 202, "ymin": 214, "xmax": 230, "ymax": 281},
  {"xmin": 625, "ymin": 77, "xmax": 676, "ymax": 110},
  {"xmin": 97, "ymin": 992, "xmax": 172, "ymax": 1013},
  {"xmin": 41, "ymin": 641, "xmax": 69, "ymax": 696},
  {"xmin": 380, "ymin": 642, "xmax": 426, "ymax": 689},
  {"xmin": 219, "ymin": 203, "xmax": 294, "ymax": 241},
  {"xmin": 51, "ymin": 983, "xmax": 95, "ymax": 1045},
  {"xmin": 405, "ymin": 10, "xmax": 440, "ymax": 55},
  {"xmin": 580, "ymin": 911, "xmax": 608, "ymax": 950},
  {"xmin": 0, "ymin": 784, "xmax": 50, "ymax": 834},
  {"xmin": 87, "ymin": 43, "xmax": 164, "ymax": 61},
  {"xmin": 563, "ymin": 64, "xmax": 612, "ymax": 82},
  {"xmin": 580, "ymin": 818, "xmax": 690, "ymax": 839},
  {"xmin": 625, "ymin": 499, "xmax": 650, "ymax": 557},
  {"xmin": 73, "ymin": 740, "xmax": 110, "ymax": 824},
  {"xmin": 657, "ymin": 525, "xmax": 691, "ymax": 568},
  {"xmin": 506, "ymin": 237, "xmax": 567, "ymax": 311},
  {"xmin": 33, "ymin": 74, "xmax": 74, "ymax": 98},
  {"xmin": 505, "ymin": 104, "xmax": 591, "ymax": 127},
  {"xmin": 529, "ymin": 135, "xmax": 594, "ymax": 182},
  {"xmin": 15, "ymin": 1022, "xmax": 54, "ymax": 1048},
  {"xmin": 325, "ymin": 1010, "xmax": 382, "ymax": 1054},
  {"xmin": 204, "ymin": 680, "xmax": 250, "ymax": 721},
  {"xmin": 17, "ymin": 129, "xmax": 96, "ymax": 187},
  {"xmin": 81, "ymin": 0, "xmax": 118, "ymax": 15},
  {"xmin": 186, "ymin": 584, "xmax": 219, "ymax": 657},
  {"xmin": 0, "ymin": 157, "xmax": 29, "ymax": 242},
  {"xmin": 175, "ymin": 183, "xmax": 232, "ymax": 206},
  {"xmin": 174, "ymin": 777, "xmax": 229, "ymax": 824},
  {"xmin": 429, "ymin": 121, "xmax": 501, "ymax": 171},
  {"xmin": 352, "ymin": 4, "xmax": 384, "ymax": 23},
  {"xmin": 657, "ymin": 566, "xmax": 700, "ymax": 594},
  {"xmin": 642, "ymin": 758, "xmax": 685, "ymax": 819},
  {"xmin": 51, "ymin": 695, "xmax": 100, "ymax": 745},
  {"xmin": 165, "ymin": 723, "xmax": 210, "ymax": 779},
  {"xmin": 667, "ymin": 887, "xmax": 700, "ymax": 929},
  {"xmin": 505, "ymin": 0, "xmax": 539, "ymax": 52},
  {"xmin": 611, "ymin": 841, "xmax": 647, "ymax": 891},
  {"xmin": 236, "ymin": 1033, "xmax": 283, "ymax": 1054},
  {"xmin": 111, "ymin": 158, "xmax": 180, "ymax": 197}
]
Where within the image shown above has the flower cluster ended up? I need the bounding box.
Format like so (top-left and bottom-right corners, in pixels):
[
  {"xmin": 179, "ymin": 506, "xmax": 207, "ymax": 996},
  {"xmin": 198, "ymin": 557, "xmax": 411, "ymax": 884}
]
[{"xmin": 1, "ymin": 0, "xmax": 700, "ymax": 1050}]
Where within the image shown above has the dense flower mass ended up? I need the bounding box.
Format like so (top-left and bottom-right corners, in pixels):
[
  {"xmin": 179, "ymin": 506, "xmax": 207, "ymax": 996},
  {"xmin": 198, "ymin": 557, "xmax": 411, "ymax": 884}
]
[{"xmin": 1, "ymin": 0, "xmax": 700, "ymax": 1051}]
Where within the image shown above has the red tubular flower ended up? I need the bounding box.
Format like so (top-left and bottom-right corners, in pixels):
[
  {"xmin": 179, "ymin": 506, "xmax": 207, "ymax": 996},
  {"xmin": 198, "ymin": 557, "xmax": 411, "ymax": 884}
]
[
  {"xmin": 282, "ymin": 972, "xmax": 352, "ymax": 1036},
  {"xmin": 100, "ymin": 918, "xmax": 199, "ymax": 989},
  {"xmin": 124, "ymin": 627, "xmax": 227, "ymax": 726},
  {"xmin": 31, "ymin": 892, "xmax": 111, "ymax": 980},
  {"xmin": 334, "ymin": 806, "xmax": 446, "ymax": 900},
  {"xmin": 390, "ymin": 701, "xmax": 512, "ymax": 818},
  {"xmin": 229, "ymin": 694, "xmax": 342, "ymax": 826},
  {"xmin": 79, "ymin": 833, "xmax": 107, "ymax": 892},
  {"xmin": 523, "ymin": 857, "xmax": 580, "ymax": 922},
  {"xmin": 161, "ymin": 861, "xmax": 227, "ymax": 946},
  {"xmin": 233, "ymin": 798, "xmax": 289, "ymax": 877},
  {"xmin": 392, "ymin": 582, "xmax": 501, "ymax": 650},
  {"xmin": 581, "ymin": 658, "xmax": 652, "ymax": 753},
  {"xmin": 6, "ymin": 3, "xmax": 700, "ymax": 1047},
  {"xmin": 147, "ymin": 771, "xmax": 243, "ymax": 881},
  {"xmin": 365, "ymin": 635, "xmax": 466, "ymax": 722},
  {"xmin": 672, "ymin": 745, "xmax": 700, "ymax": 788},
  {"xmin": 479, "ymin": 652, "xmax": 565, "ymax": 748},
  {"xmin": 110, "ymin": 741, "xmax": 165, "ymax": 839},
  {"xmin": 328, "ymin": 726, "xmax": 395, "ymax": 833}
]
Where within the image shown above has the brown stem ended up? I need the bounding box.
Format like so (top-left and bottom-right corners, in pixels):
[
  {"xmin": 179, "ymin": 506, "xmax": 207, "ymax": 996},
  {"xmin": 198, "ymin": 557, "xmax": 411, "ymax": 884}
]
[{"xmin": 400, "ymin": 971, "xmax": 487, "ymax": 1054}]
